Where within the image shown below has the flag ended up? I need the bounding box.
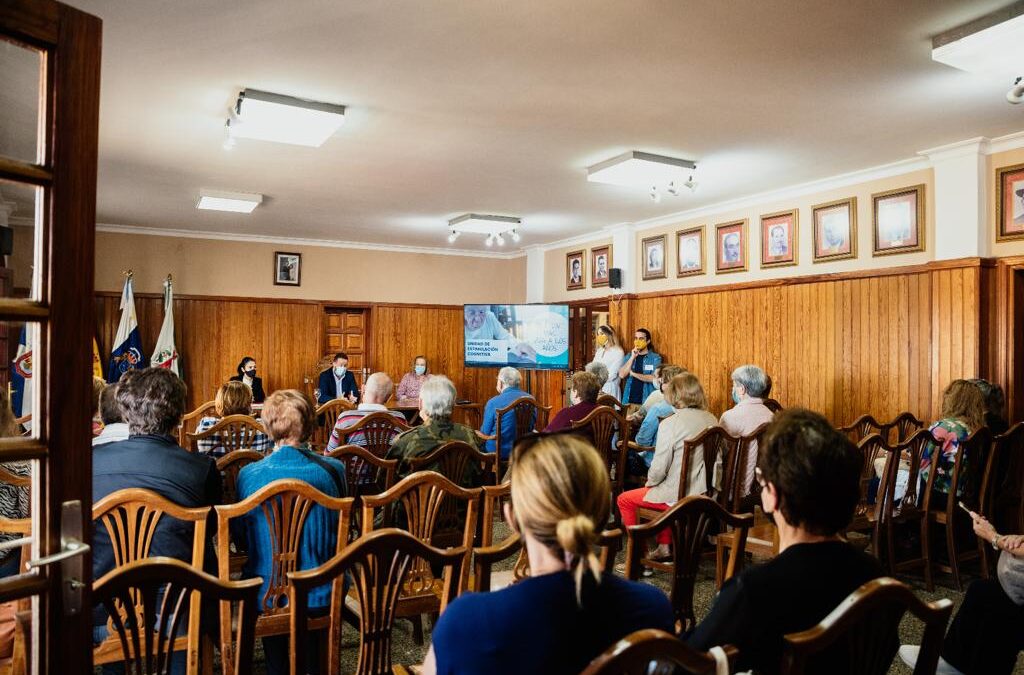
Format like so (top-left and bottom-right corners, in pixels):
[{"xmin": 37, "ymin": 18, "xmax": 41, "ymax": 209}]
[
  {"xmin": 107, "ymin": 275, "xmax": 148, "ymax": 383},
  {"xmin": 92, "ymin": 338, "xmax": 103, "ymax": 379},
  {"xmin": 11, "ymin": 326, "xmax": 32, "ymax": 430},
  {"xmin": 152, "ymin": 275, "xmax": 179, "ymax": 376}
]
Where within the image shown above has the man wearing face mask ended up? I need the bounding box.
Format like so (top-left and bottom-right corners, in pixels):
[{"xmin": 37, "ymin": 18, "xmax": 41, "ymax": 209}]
[
  {"xmin": 617, "ymin": 328, "xmax": 662, "ymax": 415},
  {"xmin": 316, "ymin": 352, "xmax": 359, "ymax": 406},
  {"xmin": 230, "ymin": 356, "xmax": 266, "ymax": 403}
]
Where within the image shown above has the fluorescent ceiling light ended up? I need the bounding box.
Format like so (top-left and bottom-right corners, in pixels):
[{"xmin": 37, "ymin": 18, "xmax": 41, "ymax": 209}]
[
  {"xmin": 587, "ymin": 151, "xmax": 697, "ymax": 187},
  {"xmin": 227, "ymin": 89, "xmax": 346, "ymax": 147},
  {"xmin": 932, "ymin": 8, "xmax": 1024, "ymax": 77},
  {"xmin": 196, "ymin": 190, "xmax": 263, "ymax": 214}
]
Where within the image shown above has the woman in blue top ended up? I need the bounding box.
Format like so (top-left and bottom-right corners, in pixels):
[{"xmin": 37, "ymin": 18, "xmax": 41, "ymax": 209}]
[
  {"xmin": 423, "ymin": 432, "xmax": 674, "ymax": 675},
  {"xmin": 618, "ymin": 328, "xmax": 662, "ymax": 410}
]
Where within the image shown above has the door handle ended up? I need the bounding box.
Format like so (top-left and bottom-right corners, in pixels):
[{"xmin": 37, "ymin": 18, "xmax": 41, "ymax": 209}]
[
  {"xmin": 24, "ymin": 501, "xmax": 88, "ymax": 616},
  {"xmin": 25, "ymin": 536, "xmax": 89, "ymax": 569}
]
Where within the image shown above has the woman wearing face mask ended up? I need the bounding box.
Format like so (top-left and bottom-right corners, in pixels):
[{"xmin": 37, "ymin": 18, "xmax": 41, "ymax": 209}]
[
  {"xmin": 617, "ymin": 328, "xmax": 662, "ymax": 415},
  {"xmin": 593, "ymin": 325, "xmax": 625, "ymax": 399},
  {"xmin": 396, "ymin": 355, "xmax": 431, "ymax": 402},
  {"xmin": 230, "ymin": 356, "xmax": 266, "ymax": 403}
]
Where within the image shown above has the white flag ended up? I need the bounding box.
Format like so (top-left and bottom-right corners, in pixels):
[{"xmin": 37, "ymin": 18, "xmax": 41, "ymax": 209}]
[{"xmin": 152, "ymin": 276, "xmax": 179, "ymax": 376}]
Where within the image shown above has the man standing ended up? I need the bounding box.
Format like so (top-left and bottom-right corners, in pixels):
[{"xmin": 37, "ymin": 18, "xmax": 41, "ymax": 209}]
[{"xmin": 317, "ymin": 352, "xmax": 358, "ymax": 404}]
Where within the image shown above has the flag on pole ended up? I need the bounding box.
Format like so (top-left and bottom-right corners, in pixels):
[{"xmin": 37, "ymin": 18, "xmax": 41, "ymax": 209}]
[
  {"xmin": 92, "ymin": 338, "xmax": 103, "ymax": 379},
  {"xmin": 11, "ymin": 326, "xmax": 32, "ymax": 430},
  {"xmin": 152, "ymin": 275, "xmax": 179, "ymax": 376},
  {"xmin": 107, "ymin": 274, "xmax": 148, "ymax": 383}
]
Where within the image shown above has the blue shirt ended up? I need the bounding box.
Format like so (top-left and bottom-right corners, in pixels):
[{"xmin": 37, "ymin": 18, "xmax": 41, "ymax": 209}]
[
  {"xmin": 432, "ymin": 570, "xmax": 674, "ymax": 675},
  {"xmin": 481, "ymin": 386, "xmax": 534, "ymax": 458},
  {"xmin": 635, "ymin": 400, "xmax": 674, "ymax": 459},
  {"xmin": 235, "ymin": 445, "xmax": 347, "ymax": 610},
  {"xmin": 622, "ymin": 350, "xmax": 662, "ymax": 404}
]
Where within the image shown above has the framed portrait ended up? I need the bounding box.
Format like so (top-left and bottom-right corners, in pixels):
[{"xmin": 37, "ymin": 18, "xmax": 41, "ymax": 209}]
[
  {"xmin": 872, "ymin": 184, "xmax": 925, "ymax": 256},
  {"xmin": 812, "ymin": 197, "xmax": 857, "ymax": 262},
  {"xmin": 760, "ymin": 209, "xmax": 798, "ymax": 268},
  {"xmin": 274, "ymin": 251, "xmax": 302, "ymax": 286},
  {"xmin": 591, "ymin": 245, "xmax": 612, "ymax": 287},
  {"xmin": 996, "ymin": 162, "xmax": 1024, "ymax": 241},
  {"xmin": 566, "ymin": 250, "xmax": 585, "ymax": 290},
  {"xmin": 715, "ymin": 219, "xmax": 747, "ymax": 273},
  {"xmin": 675, "ymin": 226, "xmax": 705, "ymax": 277},
  {"xmin": 641, "ymin": 234, "xmax": 667, "ymax": 280}
]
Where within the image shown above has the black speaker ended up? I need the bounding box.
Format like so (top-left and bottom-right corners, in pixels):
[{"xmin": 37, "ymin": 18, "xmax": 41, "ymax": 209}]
[
  {"xmin": 0, "ymin": 227, "xmax": 12, "ymax": 257},
  {"xmin": 609, "ymin": 268, "xmax": 622, "ymax": 289}
]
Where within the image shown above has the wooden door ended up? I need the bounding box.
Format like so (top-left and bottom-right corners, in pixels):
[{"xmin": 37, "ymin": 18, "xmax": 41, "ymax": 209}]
[
  {"xmin": 0, "ymin": 1, "xmax": 102, "ymax": 672},
  {"xmin": 324, "ymin": 307, "xmax": 368, "ymax": 385}
]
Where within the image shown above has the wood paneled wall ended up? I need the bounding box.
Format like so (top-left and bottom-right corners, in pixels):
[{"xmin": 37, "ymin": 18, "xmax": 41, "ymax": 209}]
[{"xmin": 610, "ymin": 258, "xmax": 992, "ymax": 426}]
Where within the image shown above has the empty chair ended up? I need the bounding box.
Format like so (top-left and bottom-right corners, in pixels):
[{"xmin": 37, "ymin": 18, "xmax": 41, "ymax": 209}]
[
  {"xmin": 875, "ymin": 429, "xmax": 934, "ymax": 589},
  {"xmin": 406, "ymin": 440, "xmax": 495, "ymax": 487},
  {"xmin": 887, "ymin": 411, "xmax": 924, "ymax": 444},
  {"xmin": 581, "ymin": 629, "xmax": 738, "ymax": 675},
  {"xmin": 839, "ymin": 414, "xmax": 888, "ymax": 444},
  {"xmin": 216, "ymin": 450, "xmax": 264, "ymax": 504}
]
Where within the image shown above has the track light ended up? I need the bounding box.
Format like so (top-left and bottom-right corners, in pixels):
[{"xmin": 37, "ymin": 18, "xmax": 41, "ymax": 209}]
[
  {"xmin": 485, "ymin": 235, "xmax": 494, "ymax": 247},
  {"xmin": 447, "ymin": 230, "xmax": 460, "ymax": 243},
  {"xmin": 1009, "ymin": 76, "xmax": 1024, "ymax": 104},
  {"xmin": 684, "ymin": 174, "xmax": 698, "ymax": 191},
  {"xmin": 649, "ymin": 186, "xmax": 661, "ymax": 203},
  {"xmin": 495, "ymin": 234, "xmax": 505, "ymax": 246},
  {"xmin": 511, "ymin": 230, "xmax": 521, "ymax": 243},
  {"xmin": 666, "ymin": 181, "xmax": 679, "ymax": 196}
]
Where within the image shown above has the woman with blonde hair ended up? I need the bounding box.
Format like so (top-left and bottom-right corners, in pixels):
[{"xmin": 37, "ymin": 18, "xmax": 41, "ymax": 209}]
[
  {"xmin": 920, "ymin": 379, "xmax": 987, "ymax": 499},
  {"xmin": 424, "ymin": 433, "xmax": 673, "ymax": 674},
  {"xmin": 195, "ymin": 380, "xmax": 271, "ymax": 455},
  {"xmin": 617, "ymin": 372, "xmax": 717, "ymax": 560},
  {"xmin": 593, "ymin": 324, "xmax": 625, "ymax": 399}
]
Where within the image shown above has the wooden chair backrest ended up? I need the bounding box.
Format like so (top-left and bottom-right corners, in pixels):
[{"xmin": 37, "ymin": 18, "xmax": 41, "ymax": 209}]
[
  {"xmin": 326, "ymin": 444, "xmax": 399, "ymax": 503},
  {"xmin": 596, "ymin": 394, "xmax": 624, "ymax": 412},
  {"xmin": 780, "ymin": 577, "xmax": 953, "ymax": 675},
  {"xmin": 178, "ymin": 400, "xmax": 216, "ymax": 446},
  {"xmin": 840, "ymin": 414, "xmax": 887, "ymax": 444},
  {"xmin": 495, "ymin": 396, "xmax": 543, "ymax": 450},
  {"xmin": 888, "ymin": 412, "xmax": 924, "ymax": 444},
  {"xmin": 314, "ymin": 398, "xmax": 356, "ymax": 448},
  {"xmin": 992, "ymin": 422, "xmax": 1024, "ymax": 532},
  {"xmin": 215, "ymin": 450, "xmax": 264, "ymax": 504},
  {"xmin": 407, "ymin": 440, "xmax": 496, "ymax": 487},
  {"xmin": 337, "ymin": 411, "xmax": 409, "ymax": 456},
  {"xmin": 732, "ymin": 421, "xmax": 771, "ymax": 511},
  {"xmin": 571, "ymin": 405, "xmax": 629, "ymax": 493},
  {"xmin": 186, "ymin": 414, "xmax": 265, "ymax": 454},
  {"xmin": 93, "ymin": 557, "xmax": 261, "ymax": 675},
  {"xmin": 0, "ymin": 465, "xmax": 30, "ymax": 488},
  {"xmin": 690, "ymin": 425, "xmax": 741, "ymax": 511},
  {"xmin": 581, "ymin": 628, "xmax": 738, "ymax": 675},
  {"xmin": 922, "ymin": 426, "xmax": 992, "ymax": 516},
  {"xmin": 855, "ymin": 434, "xmax": 888, "ymax": 516},
  {"xmin": 0, "ymin": 516, "xmax": 31, "ymax": 575},
  {"xmin": 877, "ymin": 429, "xmax": 933, "ymax": 524},
  {"xmin": 763, "ymin": 398, "xmax": 784, "ymax": 414},
  {"xmin": 624, "ymin": 495, "xmax": 754, "ymax": 634},
  {"xmin": 287, "ymin": 528, "xmax": 465, "ymax": 675}
]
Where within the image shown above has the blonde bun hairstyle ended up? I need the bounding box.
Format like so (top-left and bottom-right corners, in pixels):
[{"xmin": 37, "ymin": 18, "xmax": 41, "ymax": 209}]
[{"xmin": 509, "ymin": 434, "xmax": 611, "ymax": 604}]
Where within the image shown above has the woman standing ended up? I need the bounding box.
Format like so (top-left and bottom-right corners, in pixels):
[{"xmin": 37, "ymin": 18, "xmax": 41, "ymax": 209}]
[
  {"xmin": 229, "ymin": 356, "xmax": 266, "ymax": 403},
  {"xmin": 593, "ymin": 325, "xmax": 625, "ymax": 399},
  {"xmin": 396, "ymin": 355, "xmax": 431, "ymax": 402}
]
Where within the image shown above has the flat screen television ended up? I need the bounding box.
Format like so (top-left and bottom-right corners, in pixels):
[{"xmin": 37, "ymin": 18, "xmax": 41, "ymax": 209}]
[{"xmin": 463, "ymin": 304, "xmax": 570, "ymax": 370}]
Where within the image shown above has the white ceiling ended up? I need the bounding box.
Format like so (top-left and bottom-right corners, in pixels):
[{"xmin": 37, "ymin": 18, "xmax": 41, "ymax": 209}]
[{"xmin": 58, "ymin": 1, "xmax": 1024, "ymax": 250}]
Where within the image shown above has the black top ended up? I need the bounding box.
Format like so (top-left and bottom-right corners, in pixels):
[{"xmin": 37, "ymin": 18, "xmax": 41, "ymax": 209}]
[
  {"xmin": 228, "ymin": 374, "xmax": 265, "ymax": 403},
  {"xmin": 687, "ymin": 540, "xmax": 883, "ymax": 675},
  {"xmin": 627, "ymin": 353, "xmax": 646, "ymax": 403}
]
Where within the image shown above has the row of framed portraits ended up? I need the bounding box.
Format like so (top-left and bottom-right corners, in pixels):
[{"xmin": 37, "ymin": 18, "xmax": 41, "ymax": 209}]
[
  {"xmin": 566, "ymin": 245, "xmax": 612, "ymax": 290},
  {"xmin": 639, "ymin": 183, "xmax": 926, "ymax": 280}
]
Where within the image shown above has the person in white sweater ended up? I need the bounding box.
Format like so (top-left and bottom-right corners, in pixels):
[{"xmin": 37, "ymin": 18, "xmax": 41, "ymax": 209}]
[{"xmin": 592, "ymin": 324, "xmax": 625, "ymax": 399}]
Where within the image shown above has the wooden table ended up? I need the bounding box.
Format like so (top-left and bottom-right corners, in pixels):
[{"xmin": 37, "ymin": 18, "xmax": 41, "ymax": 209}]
[{"xmin": 387, "ymin": 400, "xmax": 484, "ymax": 428}]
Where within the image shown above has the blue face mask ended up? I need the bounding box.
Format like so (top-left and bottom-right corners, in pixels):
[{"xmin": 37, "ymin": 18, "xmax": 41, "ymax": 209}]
[
  {"xmin": 334, "ymin": 366, "xmax": 347, "ymax": 377},
  {"xmin": 414, "ymin": 365, "xmax": 426, "ymax": 376},
  {"xmin": 731, "ymin": 389, "xmax": 740, "ymax": 404}
]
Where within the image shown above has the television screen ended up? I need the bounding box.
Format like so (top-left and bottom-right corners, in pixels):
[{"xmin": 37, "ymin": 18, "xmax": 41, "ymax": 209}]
[{"xmin": 463, "ymin": 304, "xmax": 570, "ymax": 370}]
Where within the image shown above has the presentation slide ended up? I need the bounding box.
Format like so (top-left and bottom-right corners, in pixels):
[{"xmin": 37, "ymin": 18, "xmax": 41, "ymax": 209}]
[{"xmin": 464, "ymin": 304, "xmax": 570, "ymax": 370}]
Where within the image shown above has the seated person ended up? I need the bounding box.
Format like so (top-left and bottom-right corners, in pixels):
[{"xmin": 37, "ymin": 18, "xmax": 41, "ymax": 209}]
[
  {"xmin": 387, "ymin": 376, "xmax": 481, "ymax": 481},
  {"xmin": 396, "ymin": 355, "xmax": 431, "ymax": 402},
  {"xmin": 627, "ymin": 364, "xmax": 678, "ymax": 424},
  {"xmin": 316, "ymin": 352, "xmax": 358, "ymax": 405},
  {"xmin": 480, "ymin": 367, "xmax": 534, "ymax": 460},
  {"xmin": 324, "ymin": 372, "xmax": 406, "ymax": 453},
  {"xmin": 686, "ymin": 408, "xmax": 883, "ymax": 675},
  {"xmin": 970, "ymin": 377, "xmax": 1008, "ymax": 436},
  {"xmin": 632, "ymin": 365, "xmax": 686, "ymax": 454},
  {"xmin": 544, "ymin": 372, "xmax": 601, "ymax": 432},
  {"xmin": 195, "ymin": 381, "xmax": 271, "ymax": 456},
  {"xmin": 91, "ymin": 376, "xmax": 106, "ymax": 436},
  {"xmin": 920, "ymin": 379, "xmax": 985, "ymax": 501},
  {"xmin": 584, "ymin": 360, "xmax": 609, "ymax": 392},
  {"xmin": 235, "ymin": 390, "xmax": 347, "ymax": 675},
  {"xmin": 0, "ymin": 391, "xmax": 28, "ymax": 579},
  {"xmin": 719, "ymin": 364, "xmax": 775, "ymax": 500},
  {"xmin": 423, "ymin": 433, "xmax": 674, "ymax": 675},
  {"xmin": 92, "ymin": 383, "xmax": 129, "ymax": 447},
  {"xmin": 617, "ymin": 372, "xmax": 716, "ymax": 560},
  {"xmin": 900, "ymin": 510, "xmax": 1024, "ymax": 675},
  {"xmin": 229, "ymin": 356, "xmax": 265, "ymax": 403}
]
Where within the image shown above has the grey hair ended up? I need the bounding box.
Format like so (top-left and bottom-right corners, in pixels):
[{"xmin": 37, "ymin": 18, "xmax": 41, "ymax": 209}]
[
  {"xmin": 585, "ymin": 361, "xmax": 609, "ymax": 386},
  {"xmin": 363, "ymin": 372, "xmax": 393, "ymax": 403},
  {"xmin": 731, "ymin": 364, "xmax": 769, "ymax": 398},
  {"xmin": 116, "ymin": 367, "xmax": 187, "ymax": 436},
  {"xmin": 498, "ymin": 366, "xmax": 522, "ymax": 388},
  {"xmin": 420, "ymin": 375, "xmax": 456, "ymax": 419}
]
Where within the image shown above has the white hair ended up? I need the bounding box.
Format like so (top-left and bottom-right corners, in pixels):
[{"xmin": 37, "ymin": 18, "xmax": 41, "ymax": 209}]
[
  {"xmin": 363, "ymin": 372, "xmax": 393, "ymax": 403},
  {"xmin": 731, "ymin": 364, "xmax": 768, "ymax": 398},
  {"xmin": 420, "ymin": 375, "xmax": 456, "ymax": 419},
  {"xmin": 585, "ymin": 361, "xmax": 609, "ymax": 386},
  {"xmin": 498, "ymin": 366, "xmax": 522, "ymax": 388}
]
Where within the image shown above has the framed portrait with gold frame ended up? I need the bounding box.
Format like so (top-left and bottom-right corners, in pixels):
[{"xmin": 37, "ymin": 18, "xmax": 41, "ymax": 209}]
[
  {"xmin": 872, "ymin": 184, "xmax": 925, "ymax": 256},
  {"xmin": 566, "ymin": 250, "xmax": 585, "ymax": 290},
  {"xmin": 996, "ymin": 162, "xmax": 1024, "ymax": 242},
  {"xmin": 760, "ymin": 209, "xmax": 798, "ymax": 268},
  {"xmin": 676, "ymin": 226, "xmax": 705, "ymax": 277},
  {"xmin": 812, "ymin": 197, "xmax": 857, "ymax": 262},
  {"xmin": 591, "ymin": 245, "xmax": 612, "ymax": 287},
  {"xmin": 715, "ymin": 219, "xmax": 747, "ymax": 273},
  {"xmin": 641, "ymin": 234, "xmax": 667, "ymax": 280}
]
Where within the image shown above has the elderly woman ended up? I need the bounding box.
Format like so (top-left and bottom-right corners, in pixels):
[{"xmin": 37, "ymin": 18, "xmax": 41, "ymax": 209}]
[
  {"xmin": 687, "ymin": 409, "xmax": 882, "ymax": 673},
  {"xmin": 195, "ymin": 381, "xmax": 271, "ymax": 456},
  {"xmin": 545, "ymin": 371, "xmax": 601, "ymax": 432},
  {"xmin": 616, "ymin": 372, "xmax": 717, "ymax": 559},
  {"xmin": 235, "ymin": 389, "xmax": 347, "ymax": 675},
  {"xmin": 396, "ymin": 355, "xmax": 431, "ymax": 402},
  {"xmin": 424, "ymin": 434, "xmax": 673, "ymax": 674},
  {"xmin": 720, "ymin": 364, "xmax": 775, "ymax": 500},
  {"xmin": 921, "ymin": 379, "xmax": 986, "ymax": 499},
  {"xmin": 593, "ymin": 324, "xmax": 625, "ymax": 398},
  {"xmin": 387, "ymin": 376, "xmax": 481, "ymax": 480},
  {"xmin": 584, "ymin": 360, "xmax": 609, "ymax": 389}
]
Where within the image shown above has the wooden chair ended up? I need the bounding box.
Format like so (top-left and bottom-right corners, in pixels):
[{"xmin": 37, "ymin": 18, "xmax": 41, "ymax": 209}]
[
  {"xmin": 178, "ymin": 399, "xmax": 216, "ymax": 447},
  {"xmin": 288, "ymin": 529, "xmax": 465, "ymax": 675},
  {"xmin": 625, "ymin": 495, "xmax": 753, "ymax": 634},
  {"xmin": 780, "ymin": 577, "xmax": 953, "ymax": 675},
  {"xmin": 480, "ymin": 397, "xmax": 547, "ymax": 480},
  {"xmin": 845, "ymin": 434, "xmax": 888, "ymax": 553},
  {"xmin": 186, "ymin": 414, "xmax": 267, "ymax": 454},
  {"xmin": 326, "ymin": 444, "xmax": 399, "ymax": 538},
  {"xmin": 360, "ymin": 471, "xmax": 481, "ymax": 643},
  {"xmin": 581, "ymin": 628, "xmax": 738, "ymax": 675},
  {"xmin": 216, "ymin": 450, "xmax": 264, "ymax": 504},
  {"xmin": 921, "ymin": 426, "xmax": 992, "ymax": 591},
  {"xmin": 887, "ymin": 411, "xmax": 924, "ymax": 444},
  {"xmin": 763, "ymin": 398, "xmax": 784, "ymax": 414},
  {"xmin": 214, "ymin": 479, "xmax": 354, "ymax": 675},
  {"xmin": 313, "ymin": 398, "xmax": 356, "ymax": 449},
  {"xmin": 92, "ymin": 557, "xmax": 261, "ymax": 675},
  {"xmin": 596, "ymin": 393, "xmax": 624, "ymax": 413},
  {"xmin": 839, "ymin": 414, "xmax": 888, "ymax": 444},
  {"xmin": 875, "ymin": 429, "xmax": 934, "ymax": 589},
  {"xmin": 0, "ymin": 467, "xmax": 29, "ymax": 489},
  {"xmin": 730, "ymin": 421, "xmax": 771, "ymax": 513},
  {"xmin": 992, "ymin": 423, "xmax": 1024, "ymax": 533},
  {"xmin": 91, "ymin": 489, "xmax": 212, "ymax": 670},
  {"xmin": 977, "ymin": 425, "xmax": 1007, "ymax": 576},
  {"xmin": 407, "ymin": 440, "xmax": 496, "ymax": 487},
  {"xmin": 572, "ymin": 405, "xmax": 630, "ymax": 509},
  {"xmin": 0, "ymin": 517, "xmax": 31, "ymax": 578},
  {"xmin": 336, "ymin": 411, "xmax": 409, "ymax": 457}
]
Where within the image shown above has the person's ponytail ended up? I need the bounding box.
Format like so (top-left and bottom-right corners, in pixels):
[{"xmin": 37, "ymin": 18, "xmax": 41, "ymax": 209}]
[{"xmin": 556, "ymin": 514, "xmax": 602, "ymax": 605}]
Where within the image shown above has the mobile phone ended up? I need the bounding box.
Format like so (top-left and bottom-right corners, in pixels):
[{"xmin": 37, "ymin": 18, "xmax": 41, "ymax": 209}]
[{"xmin": 957, "ymin": 501, "xmax": 973, "ymax": 516}]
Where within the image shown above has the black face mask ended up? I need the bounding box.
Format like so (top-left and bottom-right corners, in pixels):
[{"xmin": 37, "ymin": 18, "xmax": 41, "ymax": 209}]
[{"xmin": 245, "ymin": 369, "xmax": 256, "ymax": 378}]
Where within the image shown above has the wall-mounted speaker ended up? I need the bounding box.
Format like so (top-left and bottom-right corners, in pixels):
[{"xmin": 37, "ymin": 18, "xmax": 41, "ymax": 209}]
[
  {"xmin": 609, "ymin": 268, "xmax": 622, "ymax": 289},
  {"xmin": 0, "ymin": 227, "xmax": 12, "ymax": 257}
]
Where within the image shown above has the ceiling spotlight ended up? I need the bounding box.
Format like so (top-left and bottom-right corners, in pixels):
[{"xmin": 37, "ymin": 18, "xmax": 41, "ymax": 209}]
[
  {"xmin": 1009, "ymin": 76, "xmax": 1024, "ymax": 104},
  {"xmin": 511, "ymin": 230, "xmax": 521, "ymax": 243},
  {"xmin": 485, "ymin": 235, "xmax": 494, "ymax": 247},
  {"xmin": 447, "ymin": 230, "xmax": 461, "ymax": 243},
  {"xmin": 684, "ymin": 175, "xmax": 698, "ymax": 191},
  {"xmin": 666, "ymin": 181, "xmax": 679, "ymax": 197},
  {"xmin": 495, "ymin": 233, "xmax": 505, "ymax": 246},
  {"xmin": 649, "ymin": 186, "xmax": 661, "ymax": 203}
]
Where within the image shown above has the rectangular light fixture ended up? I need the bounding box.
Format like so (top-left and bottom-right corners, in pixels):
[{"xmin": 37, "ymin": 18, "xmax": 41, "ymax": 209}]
[
  {"xmin": 587, "ymin": 151, "xmax": 696, "ymax": 187},
  {"xmin": 932, "ymin": 6, "xmax": 1024, "ymax": 77},
  {"xmin": 196, "ymin": 189, "xmax": 263, "ymax": 213},
  {"xmin": 448, "ymin": 213, "xmax": 521, "ymax": 233},
  {"xmin": 228, "ymin": 89, "xmax": 346, "ymax": 147}
]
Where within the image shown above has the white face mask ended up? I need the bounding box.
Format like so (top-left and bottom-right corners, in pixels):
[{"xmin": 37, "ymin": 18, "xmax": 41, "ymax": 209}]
[{"xmin": 334, "ymin": 366, "xmax": 347, "ymax": 377}]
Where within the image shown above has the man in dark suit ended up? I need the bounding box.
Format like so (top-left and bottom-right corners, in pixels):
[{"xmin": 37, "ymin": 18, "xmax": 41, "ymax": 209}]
[{"xmin": 316, "ymin": 352, "xmax": 358, "ymax": 404}]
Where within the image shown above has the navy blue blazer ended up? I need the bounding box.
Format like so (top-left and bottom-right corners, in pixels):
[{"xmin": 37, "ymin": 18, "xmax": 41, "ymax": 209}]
[{"xmin": 317, "ymin": 368, "xmax": 358, "ymax": 403}]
